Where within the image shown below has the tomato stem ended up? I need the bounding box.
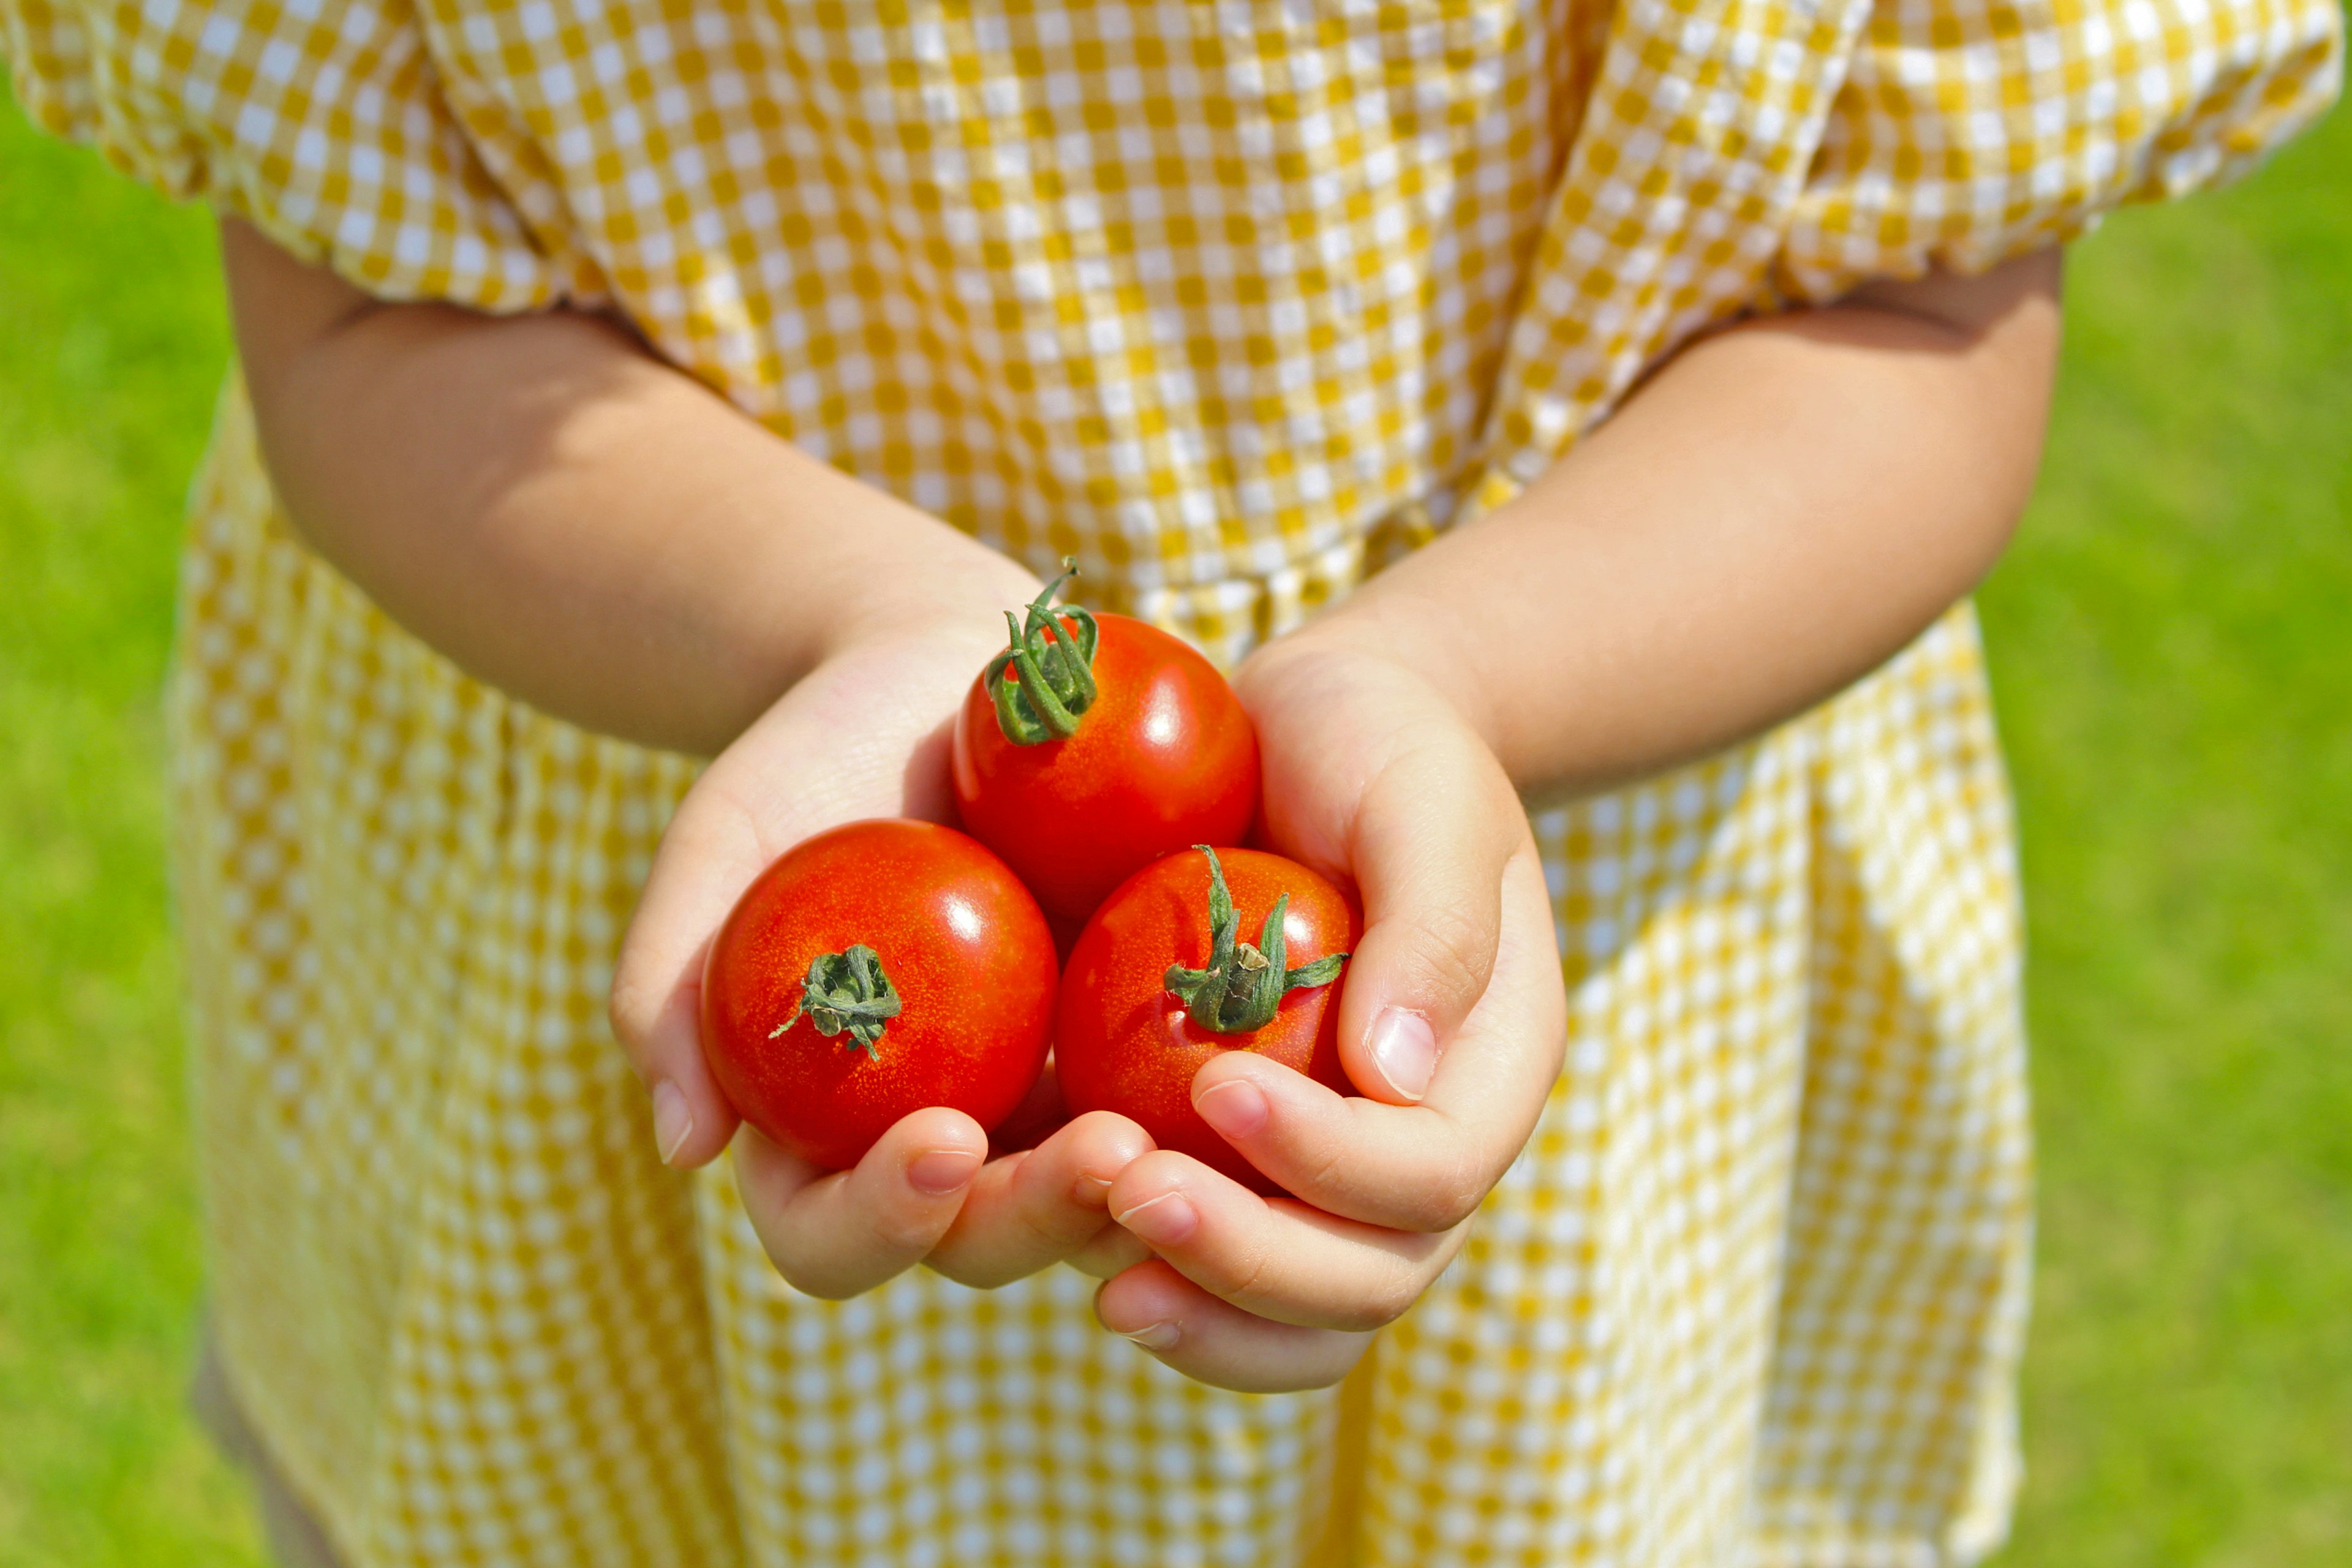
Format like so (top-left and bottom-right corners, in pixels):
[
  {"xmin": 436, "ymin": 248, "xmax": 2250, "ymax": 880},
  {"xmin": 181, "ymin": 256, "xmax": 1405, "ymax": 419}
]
[
  {"xmin": 771, "ymin": 943, "xmax": 902, "ymax": 1058},
  {"xmin": 1164, "ymin": 848, "xmax": 1349, "ymax": 1035},
  {"xmin": 985, "ymin": 559, "xmax": 1101, "ymax": 745}
]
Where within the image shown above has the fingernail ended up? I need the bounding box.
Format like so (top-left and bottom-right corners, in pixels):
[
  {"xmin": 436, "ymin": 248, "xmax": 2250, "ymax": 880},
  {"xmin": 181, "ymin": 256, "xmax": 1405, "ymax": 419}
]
[
  {"xmin": 1194, "ymin": 1078, "xmax": 1269, "ymax": 1140},
  {"xmin": 1368, "ymin": 1008, "xmax": 1439, "ymax": 1102},
  {"xmin": 907, "ymin": 1148, "xmax": 983, "ymax": 1196},
  {"xmin": 651, "ymin": 1080, "xmax": 694, "ymax": 1166},
  {"xmin": 1121, "ymin": 1321, "xmax": 1181, "ymax": 1352},
  {"xmin": 1112, "ymin": 1191, "xmax": 1200, "ymax": 1247},
  {"xmin": 1072, "ymin": 1172, "xmax": 1115, "ymax": 1206}
]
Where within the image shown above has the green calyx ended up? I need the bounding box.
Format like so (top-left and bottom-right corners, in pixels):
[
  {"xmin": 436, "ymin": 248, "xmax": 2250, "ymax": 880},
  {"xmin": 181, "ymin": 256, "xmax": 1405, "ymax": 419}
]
[
  {"xmin": 1164, "ymin": 847, "xmax": 1351, "ymax": 1036},
  {"xmin": 770, "ymin": 944, "xmax": 902, "ymax": 1058},
  {"xmin": 985, "ymin": 558, "xmax": 1101, "ymax": 745}
]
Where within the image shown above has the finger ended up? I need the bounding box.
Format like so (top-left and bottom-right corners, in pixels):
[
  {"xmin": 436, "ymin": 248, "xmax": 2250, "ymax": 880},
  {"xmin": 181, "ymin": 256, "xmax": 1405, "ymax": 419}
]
[
  {"xmin": 1066, "ymin": 1224, "xmax": 1154, "ymax": 1281},
  {"xmin": 1105, "ymin": 1152, "xmax": 1469, "ymax": 1332},
  {"xmin": 608, "ymin": 788, "xmax": 765, "ymax": 1169},
  {"xmin": 734, "ymin": 1107, "xmax": 987, "ymax": 1299},
  {"xmin": 609, "ymin": 647, "xmax": 972, "ymax": 1170},
  {"xmin": 609, "ymin": 705, "xmax": 858, "ymax": 1170},
  {"xmin": 1093, "ymin": 1261, "xmax": 1374, "ymax": 1393},
  {"xmin": 1330, "ymin": 739, "xmax": 1526, "ymax": 1104},
  {"xmin": 925, "ymin": 1111, "xmax": 1155, "ymax": 1289},
  {"xmin": 1188, "ymin": 845, "xmax": 1566, "ymax": 1231}
]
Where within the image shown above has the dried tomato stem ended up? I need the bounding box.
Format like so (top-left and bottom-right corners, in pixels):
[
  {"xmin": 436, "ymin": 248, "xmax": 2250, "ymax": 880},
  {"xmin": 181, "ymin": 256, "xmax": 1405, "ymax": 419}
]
[
  {"xmin": 1164, "ymin": 848, "xmax": 1349, "ymax": 1035},
  {"xmin": 771, "ymin": 943, "xmax": 902, "ymax": 1058}
]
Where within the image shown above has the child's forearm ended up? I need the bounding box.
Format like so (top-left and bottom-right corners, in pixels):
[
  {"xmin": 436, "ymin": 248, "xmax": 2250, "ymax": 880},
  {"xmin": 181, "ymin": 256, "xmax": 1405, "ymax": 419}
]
[
  {"xmin": 220, "ymin": 219, "xmax": 1035, "ymax": 755},
  {"xmin": 1295, "ymin": 249, "xmax": 2063, "ymax": 800}
]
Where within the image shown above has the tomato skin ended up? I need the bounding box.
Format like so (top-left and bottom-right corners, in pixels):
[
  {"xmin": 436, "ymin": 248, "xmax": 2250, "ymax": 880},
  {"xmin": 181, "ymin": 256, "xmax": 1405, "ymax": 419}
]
[
  {"xmin": 1055, "ymin": 848, "xmax": 1361, "ymax": 1194},
  {"xmin": 952, "ymin": 612, "xmax": 1259, "ymax": 922},
  {"xmin": 699, "ymin": 819, "xmax": 1058, "ymax": 1170}
]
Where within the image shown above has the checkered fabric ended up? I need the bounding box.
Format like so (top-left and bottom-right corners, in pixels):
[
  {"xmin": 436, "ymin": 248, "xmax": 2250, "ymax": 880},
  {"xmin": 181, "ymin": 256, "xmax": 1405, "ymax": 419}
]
[{"xmin": 7, "ymin": 1, "xmax": 2338, "ymax": 1564}]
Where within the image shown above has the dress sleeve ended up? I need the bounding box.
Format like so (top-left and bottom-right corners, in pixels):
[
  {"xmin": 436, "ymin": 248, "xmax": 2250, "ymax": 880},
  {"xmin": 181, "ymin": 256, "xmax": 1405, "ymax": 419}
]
[
  {"xmin": 1775, "ymin": 0, "xmax": 2342, "ymax": 298},
  {"xmin": 2, "ymin": 0, "xmax": 573, "ymax": 309}
]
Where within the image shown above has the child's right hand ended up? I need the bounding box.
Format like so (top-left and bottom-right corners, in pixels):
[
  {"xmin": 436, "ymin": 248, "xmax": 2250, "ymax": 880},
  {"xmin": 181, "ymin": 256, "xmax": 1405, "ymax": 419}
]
[
  {"xmin": 219, "ymin": 217, "xmax": 1163, "ymax": 1298},
  {"xmin": 610, "ymin": 568, "xmax": 1158, "ymax": 1298}
]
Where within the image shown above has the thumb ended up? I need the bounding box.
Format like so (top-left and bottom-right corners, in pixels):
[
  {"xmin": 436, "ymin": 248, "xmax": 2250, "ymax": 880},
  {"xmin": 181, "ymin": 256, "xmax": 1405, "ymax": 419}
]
[
  {"xmin": 1333, "ymin": 739, "xmax": 1526, "ymax": 1106},
  {"xmin": 608, "ymin": 630, "xmax": 981, "ymax": 1169},
  {"xmin": 608, "ymin": 786, "xmax": 765, "ymax": 1170}
]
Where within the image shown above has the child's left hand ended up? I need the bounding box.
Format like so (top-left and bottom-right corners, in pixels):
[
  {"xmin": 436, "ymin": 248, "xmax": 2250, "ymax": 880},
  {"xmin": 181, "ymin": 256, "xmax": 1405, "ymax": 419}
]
[{"xmin": 1090, "ymin": 620, "xmax": 1568, "ymax": 1391}]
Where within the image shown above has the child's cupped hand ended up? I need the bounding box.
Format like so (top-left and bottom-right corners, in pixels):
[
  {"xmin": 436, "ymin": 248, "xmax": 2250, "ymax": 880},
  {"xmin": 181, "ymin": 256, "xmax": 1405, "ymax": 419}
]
[
  {"xmin": 610, "ymin": 562, "xmax": 1567, "ymax": 1389},
  {"xmin": 609, "ymin": 562, "xmax": 1158, "ymax": 1300},
  {"xmin": 1087, "ymin": 621, "xmax": 1568, "ymax": 1392}
]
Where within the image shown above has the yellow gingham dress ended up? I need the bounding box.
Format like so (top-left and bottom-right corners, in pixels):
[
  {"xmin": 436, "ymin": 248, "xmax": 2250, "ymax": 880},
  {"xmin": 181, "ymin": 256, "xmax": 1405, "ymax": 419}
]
[{"xmin": 8, "ymin": 0, "xmax": 2340, "ymax": 1563}]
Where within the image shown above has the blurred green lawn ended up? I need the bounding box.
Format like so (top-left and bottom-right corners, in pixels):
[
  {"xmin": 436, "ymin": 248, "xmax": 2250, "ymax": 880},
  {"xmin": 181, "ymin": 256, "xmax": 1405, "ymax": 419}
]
[{"xmin": 2, "ymin": 83, "xmax": 2346, "ymax": 1568}]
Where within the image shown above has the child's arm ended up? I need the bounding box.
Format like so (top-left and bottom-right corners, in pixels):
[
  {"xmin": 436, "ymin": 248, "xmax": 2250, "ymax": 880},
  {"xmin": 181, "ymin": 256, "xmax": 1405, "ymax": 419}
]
[
  {"xmin": 1296, "ymin": 249, "xmax": 2063, "ymax": 797},
  {"xmin": 222, "ymin": 219, "xmax": 1156, "ymax": 1293},
  {"xmin": 222, "ymin": 217, "xmax": 1038, "ymax": 756},
  {"xmin": 1088, "ymin": 249, "xmax": 2062, "ymax": 1391}
]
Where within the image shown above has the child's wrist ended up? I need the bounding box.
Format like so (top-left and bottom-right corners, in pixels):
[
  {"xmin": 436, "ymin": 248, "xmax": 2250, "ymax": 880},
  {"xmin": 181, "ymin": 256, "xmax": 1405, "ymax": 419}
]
[
  {"xmin": 1248, "ymin": 592, "xmax": 1506, "ymax": 762},
  {"xmin": 789, "ymin": 516, "xmax": 1042, "ymax": 669}
]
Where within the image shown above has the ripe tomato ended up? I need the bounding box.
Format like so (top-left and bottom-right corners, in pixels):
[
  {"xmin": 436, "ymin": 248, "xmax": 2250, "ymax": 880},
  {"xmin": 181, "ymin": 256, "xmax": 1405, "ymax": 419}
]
[
  {"xmin": 699, "ymin": 819, "xmax": 1058, "ymax": 1170},
  {"xmin": 1055, "ymin": 846, "xmax": 1359, "ymax": 1194},
  {"xmin": 952, "ymin": 565, "xmax": 1259, "ymax": 923}
]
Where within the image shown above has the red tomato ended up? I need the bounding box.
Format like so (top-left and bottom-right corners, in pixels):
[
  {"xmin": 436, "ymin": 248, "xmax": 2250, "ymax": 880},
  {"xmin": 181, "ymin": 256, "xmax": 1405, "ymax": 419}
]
[
  {"xmin": 952, "ymin": 567, "xmax": 1259, "ymax": 922},
  {"xmin": 1055, "ymin": 846, "xmax": 1359, "ymax": 1194},
  {"xmin": 699, "ymin": 819, "xmax": 1057, "ymax": 1170}
]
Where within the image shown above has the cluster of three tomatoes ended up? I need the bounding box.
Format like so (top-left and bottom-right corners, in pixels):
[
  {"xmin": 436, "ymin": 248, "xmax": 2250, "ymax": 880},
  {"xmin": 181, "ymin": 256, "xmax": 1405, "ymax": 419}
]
[{"xmin": 699, "ymin": 567, "xmax": 1358, "ymax": 1192}]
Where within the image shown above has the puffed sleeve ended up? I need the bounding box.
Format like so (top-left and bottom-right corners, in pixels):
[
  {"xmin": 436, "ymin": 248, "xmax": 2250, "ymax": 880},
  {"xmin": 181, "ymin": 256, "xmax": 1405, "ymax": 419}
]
[
  {"xmin": 2, "ymin": 0, "xmax": 581, "ymax": 309},
  {"xmin": 1776, "ymin": 0, "xmax": 2342, "ymax": 297}
]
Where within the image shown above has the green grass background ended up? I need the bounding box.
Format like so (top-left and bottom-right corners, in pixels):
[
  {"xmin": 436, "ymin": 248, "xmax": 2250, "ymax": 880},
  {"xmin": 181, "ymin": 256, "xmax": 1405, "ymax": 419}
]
[{"xmin": 1, "ymin": 79, "xmax": 2346, "ymax": 1568}]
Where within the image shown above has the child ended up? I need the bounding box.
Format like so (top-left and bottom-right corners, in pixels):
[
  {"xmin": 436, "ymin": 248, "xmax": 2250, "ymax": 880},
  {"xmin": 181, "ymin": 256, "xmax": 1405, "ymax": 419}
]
[{"xmin": 6, "ymin": 1, "xmax": 2337, "ymax": 1564}]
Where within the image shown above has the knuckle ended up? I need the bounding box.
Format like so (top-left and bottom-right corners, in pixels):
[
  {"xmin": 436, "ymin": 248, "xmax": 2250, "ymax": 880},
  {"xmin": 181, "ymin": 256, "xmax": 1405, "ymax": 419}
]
[
  {"xmin": 1019, "ymin": 1204, "xmax": 1088, "ymax": 1262},
  {"xmin": 871, "ymin": 1204, "xmax": 951, "ymax": 1256},
  {"xmin": 1408, "ymin": 897, "xmax": 1496, "ymax": 1012},
  {"xmin": 1257, "ymin": 1338, "xmax": 1370, "ymax": 1393},
  {"xmin": 605, "ymin": 967, "xmax": 665, "ymax": 1058},
  {"xmin": 1215, "ymin": 1240, "xmax": 1279, "ymax": 1311},
  {"xmin": 1397, "ymin": 1117, "xmax": 1490, "ymax": 1232},
  {"xmin": 605, "ymin": 978, "xmax": 646, "ymax": 1050},
  {"xmin": 1422, "ymin": 1161, "xmax": 1488, "ymax": 1232},
  {"xmin": 1373, "ymin": 1128, "xmax": 1486, "ymax": 1241},
  {"xmin": 769, "ymin": 1254, "xmax": 862, "ymax": 1301},
  {"xmin": 1071, "ymin": 1229, "xmax": 1151, "ymax": 1281},
  {"xmin": 1329, "ymin": 1286, "xmax": 1409, "ymax": 1335},
  {"xmin": 1294, "ymin": 1139, "xmax": 1352, "ymax": 1206},
  {"xmin": 1273, "ymin": 1359, "xmax": 1355, "ymax": 1393},
  {"xmin": 924, "ymin": 1253, "xmax": 1014, "ymax": 1292},
  {"xmin": 1371, "ymin": 1270, "xmax": 1427, "ymax": 1326},
  {"xmin": 1011, "ymin": 1166, "xmax": 1088, "ymax": 1250}
]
